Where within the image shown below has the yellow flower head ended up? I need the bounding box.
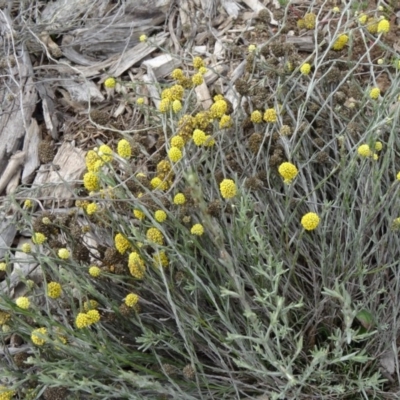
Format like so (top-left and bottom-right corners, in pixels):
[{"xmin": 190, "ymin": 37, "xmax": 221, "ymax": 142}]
[
  {"xmin": 172, "ymin": 99, "xmax": 182, "ymax": 113},
  {"xmin": 193, "ymin": 129, "xmax": 207, "ymax": 146},
  {"xmin": 190, "ymin": 223, "xmax": 204, "ymax": 236},
  {"xmin": 146, "ymin": 227, "xmax": 164, "ymax": 245},
  {"xmin": 16, "ymin": 296, "xmax": 30, "ymax": 309},
  {"xmin": 83, "ymin": 172, "xmax": 100, "ymax": 192},
  {"xmin": 58, "ymin": 248, "xmax": 70, "ymax": 260},
  {"xmin": 210, "ymin": 99, "xmax": 228, "ymax": 119},
  {"xmin": 304, "ymin": 12, "xmax": 316, "ymax": 29},
  {"xmin": 159, "ymin": 98, "xmax": 171, "ymax": 113},
  {"xmin": 374, "ymin": 141, "xmax": 383, "ymax": 151},
  {"xmin": 0, "ymin": 262, "xmax": 6, "ymax": 272},
  {"xmin": 204, "ymin": 135, "xmax": 215, "ymax": 147},
  {"xmin": 153, "ymin": 250, "xmax": 169, "ymax": 268},
  {"xmin": 193, "ymin": 56, "xmax": 205, "ymax": 69},
  {"xmin": 136, "ymin": 97, "xmax": 144, "ymax": 105},
  {"xmin": 32, "ymin": 232, "xmax": 47, "ymax": 245},
  {"xmin": 357, "ymin": 144, "xmax": 372, "ymax": 157},
  {"xmin": 117, "ymin": 139, "xmax": 132, "ymax": 159},
  {"xmin": 133, "ymin": 209, "xmax": 146, "ymax": 220},
  {"xmin": 168, "ymin": 146, "xmax": 182, "ymax": 162},
  {"xmin": 170, "ymin": 135, "xmax": 185, "ymax": 149},
  {"xmin": 89, "ymin": 266, "xmax": 101, "ymax": 277},
  {"xmin": 199, "ymin": 66, "xmax": 207, "ymax": 75},
  {"xmin": 251, "ymin": 110, "xmax": 263, "ymax": 123},
  {"xmin": 125, "ymin": 293, "xmax": 139, "ymax": 307},
  {"xmin": 301, "ymin": 212, "xmax": 320, "ymax": 231},
  {"xmin": 115, "ymin": 233, "xmax": 130, "ymax": 254},
  {"xmin": 171, "ymin": 68, "xmax": 184, "ymax": 80},
  {"xmin": 85, "ymin": 150, "xmax": 103, "ymax": 172},
  {"xmin": 377, "ymin": 19, "xmax": 390, "ymax": 34},
  {"xmin": 21, "ymin": 243, "xmax": 31, "ymax": 253},
  {"xmin": 87, "ymin": 309, "xmax": 100, "ymax": 324},
  {"xmin": 369, "ymin": 87, "xmax": 380, "ymax": 100},
  {"xmin": 192, "ymin": 73, "xmax": 204, "ymax": 86},
  {"xmin": 220, "ymin": 179, "xmax": 237, "ymax": 199},
  {"xmin": 332, "ymin": 34, "xmax": 349, "ymax": 51},
  {"xmin": 31, "ymin": 327, "xmax": 47, "ymax": 346},
  {"xmin": 278, "ymin": 162, "xmax": 298, "ymax": 184},
  {"xmin": 358, "ymin": 14, "xmax": 368, "ymax": 25},
  {"xmin": 396, "ymin": 172, "xmax": 400, "ymax": 181},
  {"xmin": 75, "ymin": 312, "xmax": 91, "ymax": 329},
  {"xmin": 128, "ymin": 252, "xmax": 146, "ymax": 279},
  {"xmin": 139, "ymin": 34, "xmax": 147, "ymax": 42},
  {"xmin": 170, "ymin": 84, "xmax": 184, "ymax": 101},
  {"xmin": 366, "ymin": 17, "xmax": 378, "ymax": 34},
  {"xmin": 300, "ymin": 63, "xmax": 311, "ymax": 75},
  {"xmin": 219, "ymin": 115, "xmax": 232, "ymax": 129},
  {"xmin": 154, "ymin": 210, "xmax": 167, "ymax": 223},
  {"xmin": 173, "ymin": 193, "xmax": 186, "ymax": 205},
  {"xmin": 86, "ymin": 202, "xmax": 98, "ymax": 216},
  {"xmin": 0, "ymin": 386, "xmax": 14, "ymax": 400},
  {"xmin": 263, "ymin": 108, "xmax": 277, "ymax": 123},
  {"xmin": 248, "ymin": 44, "xmax": 256, "ymax": 52},
  {"xmin": 104, "ymin": 77, "xmax": 116, "ymax": 89},
  {"xmin": 47, "ymin": 282, "xmax": 62, "ymax": 299},
  {"xmin": 98, "ymin": 144, "xmax": 113, "ymax": 163},
  {"xmin": 23, "ymin": 199, "xmax": 33, "ymax": 209}
]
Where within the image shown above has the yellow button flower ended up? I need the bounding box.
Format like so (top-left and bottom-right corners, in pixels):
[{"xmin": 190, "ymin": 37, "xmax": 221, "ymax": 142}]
[
  {"xmin": 300, "ymin": 63, "xmax": 311, "ymax": 75},
  {"xmin": 47, "ymin": 282, "xmax": 62, "ymax": 299},
  {"xmin": 301, "ymin": 212, "xmax": 320, "ymax": 231},
  {"xmin": 220, "ymin": 179, "xmax": 237, "ymax": 199},
  {"xmin": 190, "ymin": 223, "xmax": 204, "ymax": 236},
  {"xmin": 278, "ymin": 162, "xmax": 298, "ymax": 184},
  {"xmin": 16, "ymin": 297, "xmax": 30, "ymax": 310},
  {"xmin": 125, "ymin": 293, "xmax": 139, "ymax": 307}
]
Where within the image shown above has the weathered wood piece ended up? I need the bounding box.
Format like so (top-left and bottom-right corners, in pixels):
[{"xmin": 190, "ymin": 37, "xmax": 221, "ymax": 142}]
[
  {"xmin": 22, "ymin": 119, "xmax": 41, "ymax": 184},
  {"xmin": 0, "ymin": 152, "xmax": 25, "ymax": 195},
  {"xmin": 0, "ymin": 215, "xmax": 17, "ymax": 260},
  {"xmin": 286, "ymin": 36, "xmax": 315, "ymax": 52},
  {"xmin": 32, "ymin": 142, "xmax": 86, "ymax": 207},
  {"xmin": 142, "ymin": 54, "xmax": 181, "ymax": 79},
  {"xmin": 195, "ymin": 81, "xmax": 213, "ymax": 110}
]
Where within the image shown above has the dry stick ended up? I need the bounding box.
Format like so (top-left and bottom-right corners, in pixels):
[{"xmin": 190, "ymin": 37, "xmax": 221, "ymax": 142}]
[{"xmin": 0, "ymin": 151, "xmax": 25, "ymax": 194}]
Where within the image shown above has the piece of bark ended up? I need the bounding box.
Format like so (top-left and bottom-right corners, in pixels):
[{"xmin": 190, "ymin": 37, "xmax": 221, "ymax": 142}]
[
  {"xmin": 0, "ymin": 46, "xmax": 37, "ymax": 176},
  {"xmin": 286, "ymin": 36, "xmax": 315, "ymax": 52},
  {"xmin": 22, "ymin": 119, "xmax": 41, "ymax": 184},
  {"xmin": 0, "ymin": 215, "xmax": 17, "ymax": 260},
  {"xmin": 35, "ymin": 81, "xmax": 59, "ymax": 140},
  {"xmin": 143, "ymin": 70, "xmax": 161, "ymax": 109},
  {"xmin": 142, "ymin": 54, "xmax": 181, "ymax": 79},
  {"xmin": 0, "ymin": 152, "xmax": 25, "ymax": 195},
  {"xmin": 221, "ymin": 0, "xmax": 241, "ymax": 19},
  {"xmin": 32, "ymin": 142, "xmax": 86, "ymax": 207},
  {"xmin": 195, "ymin": 81, "xmax": 213, "ymax": 110},
  {"xmin": 204, "ymin": 64, "xmax": 229, "ymax": 85},
  {"xmin": 6, "ymin": 168, "xmax": 21, "ymax": 195},
  {"xmin": 62, "ymin": 79, "xmax": 105, "ymax": 103}
]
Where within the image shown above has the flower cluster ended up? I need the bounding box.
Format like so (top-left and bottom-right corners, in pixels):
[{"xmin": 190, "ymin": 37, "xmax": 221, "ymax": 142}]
[
  {"xmin": 301, "ymin": 212, "xmax": 320, "ymax": 231},
  {"xmin": 250, "ymin": 110, "xmax": 262, "ymax": 123},
  {"xmin": 115, "ymin": 233, "xmax": 131, "ymax": 254},
  {"xmin": 83, "ymin": 172, "xmax": 100, "ymax": 192},
  {"xmin": 220, "ymin": 179, "xmax": 237, "ymax": 199},
  {"xmin": 191, "ymin": 224, "xmax": 204, "ymax": 236},
  {"xmin": 125, "ymin": 293, "xmax": 139, "ymax": 307},
  {"xmin": 332, "ymin": 34, "xmax": 349, "ymax": 50},
  {"xmin": 31, "ymin": 327, "xmax": 47, "ymax": 346},
  {"xmin": 300, "ymin": 63, "xmax": 311, "ymax": 75},
  {"xmin": 58, "ymin": 248, "xmax": 70, "ymax": 260},
  {"xmin": 369, "ymin": 87, "xmax": 380, "ymax": 99},
  {"xmin": 47, "ymin": 282, "xmax": 62, "ymax": 299},
  {"xmin": 104, "ymin": 77, "xmax": 116, "ymax": 89},
  {"xmin": 89, "ymin": 266, "xmax": 101, "ymax": 277},
  {"xmin": 32, "ymin": 232, "xmax": 46, "ymax": 245},
  {"xmin": 75, "ymin": 310, "xmax": 100, "ymax": 329},
  {"xmin": 128, "ymin": 252, "xmax": 146, "ymax": 279},
  {"xmin": 173, "ymin": 193, "xmax": 186, "ymax": 205},
  {"xmin": 117, "ymin": 139, "xmax": 132, "ymax": 159},
  {"xmin": 16, "ymin": 297, "xmax": 30, "ymax": 309},
  {"xmin": 153, "ymin": 250, "xmax": 169, "ymax": 268},
  {"xmin": 263, "ymin": 108, "xmax": 277, "ymax": 123},
  {"xmin": 155, "ymin": 210, "xmax": 167, "ymax": 222},
  {"xmin": 278, "ymin": 162, "xmax": 298, "ymax": 184},
  {"xmin": 168, "ymin": 146, "xmax": 182, "ymax": 162},
  {"xmin": 146, "ymin": 227, "xmax": 164, "ymax": 245}
]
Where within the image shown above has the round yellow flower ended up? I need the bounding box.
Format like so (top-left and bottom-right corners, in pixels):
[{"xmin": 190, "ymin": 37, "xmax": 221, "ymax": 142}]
[
  {"xmin": 199, "ymin": 66, "xmax": 207, "ymax": 75},
  {"xmin": 159, "ymin": 98, "xmax": 171, "ymax": 113},
  {"xmin": 219, "ymin": 115, "xmax": 232, "ymax": 129},
  {"xmin": 358, "ymin": 14, "xmax": 367, "ymax": 25},
  {"xmin": 32, "ymin": 232, "xmax": 47, "ymax": 245},
  {"xmin": 172, "ymin": 100, "xmax": 182, "ymax": 113},
  {"xmin": 21, "ymin": 243, "xmax": 31, "ymax": 253},
  {"xmin": 301, "ymin": 212, "xmax": 320, "ymax": 231},
  {"xmin": 171, "ymin": 68, "xmax": 184, "ymax": 80},
  {"xmin": 98, "ymin": 144, "xmax": 113, "ymax": 163},
  {"xmin": 300, "ymin": 63, "xmax": 311, "ymax": 75},
  {"xmin": 192, "ymin": 73, "xmax": 203, "ymax": 86},
  {"xmin": 357, "ymin": 144, "xmax": 371, "ymax": 157},
  {"xmin": 248, "ymin": 44, "xmax": 256, "ymax": 52},
  {"xmin": 168, "ymin": 146, "xmax": 182, "ymax": 163},
  {"xmin": 191, "ymin": 223, "xmax": 204, "ymax": 236},
  {"xmin": 153, "ymin": 250, "xmax": 169, "ymax": 268},
  {"xmin": 87, "ymin": 309, "xmax": 100, "ymax": 324},
  {"xmin": 83, "ymin": 300, "xmax": 99, "ymax": 311},
  {"xmin": 210, "ymin": 100, "xmax": 228, "ymax": 119},
  {"xmin": 31, "ymin": 327, "xmax": 47, "ymax": 346},
  {"xmin": 193, "ymin": 56, "xmax": 204, "ymax": 69},
  {"xmin": 136, "ymin": 97, "xmax": 144, "ymax": 105},
  {"xmin": 83, "ymin": 172, "xmax": 100, "ymax": 192},
  {"xmin": 154, "ymin": 210, "xmax": 167, "ymax": 223},
  {"xmin": 374, "ymin": 142, "xmax": 383, "ymax": 151},
  {"xmin": 170, "ymin": 135, "xmax": 185, "ymax": 149},
  {"xmin": 75, "ymin": 312, "xmax": 91, "ymax": 329},
  {"xmin": 278, "ymin": 162, "xmax": 298, "ymax": 183},
  {"xmin": 58, "ymin": 248, "xmax": 70, "ymax": 260},
  {"xmin": 369, "ymin": 87, "xmax": 380, "ymax": 100},
  {"xmin": 332, "ymin": 6, "xmax": 340, "ymax": 12},
  {"xmin": 47, "ymin": 282, "xmax": 62, "ymax": 299},
  {"xmin": 117, "ymin": 139, "xmax": 131, "ymax": 159},
  {"xmin": 366, "ymin": 17, "xmax": 378, "ymax": 34},
  {"xmin": 128, "ymin": 252, "xmax": 146, "ymax": 279},
  {"xmin": 251, "ymin": 110, "xmax": 262, "ymax": 123},
  {"xmin": 139, "ymin": 34, "xmax": 147, "ymax": 42},
  {"xmin": 104, "ymin": 77, "xmax": 116, "ymax": 89},
  {"xmin": 263, "ymin": 108, "xmax": 277, "ymax": 123},
  {"xmin": 332, "ymin": 34, "xmax": 349, "ymax": 51},
  {"xmin": 133, "ymin": 209, "xmax": 146, "ymax": 220},
  {"xmin": 16, "ymin": 296, "xmax": 30, "ymax": 309},
  {"xmin": 377, "ymin": 19, "xmax": 390, "ymax": 34},
  {"xmin": 173, "ymin": 193, "xmax": 186, "ymax": 205},
  {"xmin": 23, "ymin": 199, "xmax": 32, "ymax": 208},
  {"xmin": 0, "ymin": 262, "xmax": 6, "ymax": 272},
  {"xmin": 86, "ymin": 202, "xmax": 98, "ymax": 215},
  {"xmin": 115, "ymin": 233, "xmax": 130, "ymax": 254},
  {"xmin": 125, "ymin": 293, "xmax": 139, "ymax": 307},
  {"xmin": 396, "ymin": 172, "xmax": 400, "ymax": 181},
  {"xmin": 0, "ymin": 386, "xmax": 14, "ymax": 400},
  {"xmin": 193, "ymin": 129, "xmax": 207, "ymax": 146},
  {"xmin": 89, "ymin": 266, "xmax": 101, "ymax": 277},
  {"xmin": 147, "ymin": 227, "xmax": 164, "ymax": 245},
  {"xmin": 220, "ymin": 179, "xmax": 237, "ymax": 199},
  {"xmin": 204, "ymin": 135, "xmax": 215, "ymax": 147},
  {"xmin": 304, "ymin": 12, "xmax": 316, "ymax": 29}
]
